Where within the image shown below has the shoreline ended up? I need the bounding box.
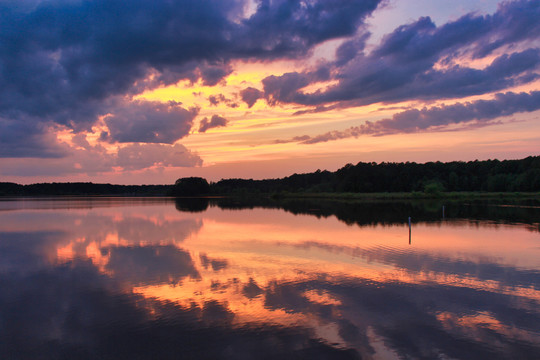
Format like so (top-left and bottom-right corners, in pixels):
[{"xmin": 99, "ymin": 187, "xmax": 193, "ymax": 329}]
[
  {"xmin": 1, "ymin": 191, "xmax": 538, "ymax": 201},
  {"xmin": 268, "ymin": 191, "xmax": 540, "ymax": 201}
]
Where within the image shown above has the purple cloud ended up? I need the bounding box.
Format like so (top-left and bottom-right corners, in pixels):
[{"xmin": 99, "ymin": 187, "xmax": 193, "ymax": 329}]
[
  {"xmin": 261, "ymin": 0, "xmax": 540, "ymax": 109},
  {"xmin": 0, "ymin": 0, "xmax": 382, "ymax": 157},
  {"xmin": 240, "ymin": 87, "xmax": 263, "ymax": 108},
  {"xmin": 116, "ymin": 143, "xmax": 202, "ymax": 170},
  {"xmin": 102, "ymin": 101, "xmax": 198, "ymax": 144},
  {"xmin": 0, "ymin": 118, "xmax": 68, "ymax": 158},
  {"xmin": 198, "ymin": 115, "xmax": 228, "ymax": 133},
  {"xmin": 208, "ymin": 94, "xmax": 238, "ymax": 108},
  {"xmin": 282, "ymin": 91, "xmax": 540, "ymax": 144},
  {"xmin": 1, "ymin": 0, "xmax": 538, "ymax": 165},
  {"xmin": 0, "ymin": 141, "xmax": 202, "ymax": 177}
]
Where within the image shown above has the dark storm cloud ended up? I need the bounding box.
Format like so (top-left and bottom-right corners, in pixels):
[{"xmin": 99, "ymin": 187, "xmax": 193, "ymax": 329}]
[
  {"xmin": 262, "ymin": 0, "xmax": 540, "ymax": 108},
  {"xmin": 0, "ymin": 0, "xmax": 382, "ymax": 157},
  {"xmin": 237, "ymin": 0, "xmax": 380, "ymax": 57},
  {"xmin": 198, "ymin": 62, "xmax": 234, "ymax": 86},
  {"xmin": 284, "ymin": 91, "xmax": 540, "ymax": 144},
  {"xmin": 0, "ymin": 0, "xmax": 239, "ymax": 122},
  {"xmin": 198, "ymin": 115, "xmax": 228, "ymax": 133}
]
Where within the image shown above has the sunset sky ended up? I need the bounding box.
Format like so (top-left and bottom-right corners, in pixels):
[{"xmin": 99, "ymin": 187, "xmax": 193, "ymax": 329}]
[{"xmin": 1, "ymin": 0, "xmax": 539, "ymax": 184}]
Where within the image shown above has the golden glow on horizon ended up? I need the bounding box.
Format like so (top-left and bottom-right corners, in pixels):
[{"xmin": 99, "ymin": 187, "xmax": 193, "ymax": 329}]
[
  {"xmin": 0, "ymin": 0, "xmax": 538, "ymax": 186},
  {"xmin": 6, "ymin": 58, "xmax": 536, "ymax": 185},
  {"xmin": 131, "ymin": 64, "xmax": 540, "ymax": 174},
  {"xmin": 9, "ymin": 43, "xmax": 525, "ymax": 185}
]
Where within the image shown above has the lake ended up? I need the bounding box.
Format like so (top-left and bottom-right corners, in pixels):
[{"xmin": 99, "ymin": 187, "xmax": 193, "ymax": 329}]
[{"xmin": 1, "ymin": 197, "xmax": 539, "ymax": 359}]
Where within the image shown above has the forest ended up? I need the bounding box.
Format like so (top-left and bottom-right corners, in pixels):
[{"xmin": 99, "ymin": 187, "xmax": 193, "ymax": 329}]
[
  {"xmin": 0, "ymin": 182, "xmax": 170, "ymax": 196},
  {"xmin": 1, "ymin": 156, "xmax": 539, "ymax": 196},
  {"xmin": 176, "ymin": 156, "xmax": 540, "ymax": 195}
]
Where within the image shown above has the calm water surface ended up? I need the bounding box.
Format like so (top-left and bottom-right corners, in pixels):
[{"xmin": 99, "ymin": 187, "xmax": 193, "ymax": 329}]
[{"xmin": 1, "ymin": 197, "xmax": 539, "ymax": 359}]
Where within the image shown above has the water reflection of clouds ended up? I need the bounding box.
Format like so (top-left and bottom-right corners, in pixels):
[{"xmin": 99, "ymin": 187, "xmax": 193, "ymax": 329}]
[
  {"xmin": 1, "ymin": 199, "xmax": 540, "ymax": 359},
  {"xmin": 1, "ymin": 260, "xmax": 352, "ymax": 359},
  {"xmin": 283, "ymin": 240, "xmax": 540, "ymax": 291},
  {"xmin": 105, "ymin": 245, "xmax": 200, "ymax": 285},
  {"xmin": 0, "ymin": 231, "xmax": 69, "ymax": 273},
  {"xmin": 200, "ymin": 253, "xmax": 228, "ymax": 271}
]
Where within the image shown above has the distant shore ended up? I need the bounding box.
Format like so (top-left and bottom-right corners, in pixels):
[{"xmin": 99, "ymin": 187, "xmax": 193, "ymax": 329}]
[
  {"xmin": 1, "ymin": 189, "xmax": 538, "ymax": 202},
  {"xmin": 269, "ymin": 191, "xmax": 540, "ymax": 201},
  {"xmin": 3, "ymin": 156, "xmax": 539, "ymax": 198}
]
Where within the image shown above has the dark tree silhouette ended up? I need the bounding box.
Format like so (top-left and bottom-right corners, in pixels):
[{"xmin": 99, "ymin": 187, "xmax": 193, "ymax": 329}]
[
  {"xmin": 170, "ymin": 177, "xmax": 210, "ymax": 196},
  {"xmin": 1, "ymin": 156, "xmax": 539, "ymax": 197},
  {"xmin": 210, "ymin": 156, "xmax": 540, "ymax": 194}
]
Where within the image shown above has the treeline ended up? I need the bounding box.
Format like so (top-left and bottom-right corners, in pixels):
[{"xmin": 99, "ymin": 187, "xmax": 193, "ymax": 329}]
[
  {"xmin": 0, "ymin": 182, "xmax": 171, "ymax": 196},
  {"xmin": 3, "ymin": 156, "xmax": 539, "ymax": 197},
  {"xmin": 198, "ymin": 156, "xmax": 540, "ymax": 195}
]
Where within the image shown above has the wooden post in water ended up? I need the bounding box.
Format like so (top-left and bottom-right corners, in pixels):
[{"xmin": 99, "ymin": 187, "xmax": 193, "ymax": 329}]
[{"xmin": 408, "ymin": 217, "xmax": 412, "ymax": 245}]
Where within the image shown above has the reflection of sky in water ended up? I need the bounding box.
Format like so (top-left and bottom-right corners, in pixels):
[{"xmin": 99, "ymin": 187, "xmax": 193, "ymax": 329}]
[{"xmin": 1, "ymin": 198, "xmax": 539, "ymax": 359}]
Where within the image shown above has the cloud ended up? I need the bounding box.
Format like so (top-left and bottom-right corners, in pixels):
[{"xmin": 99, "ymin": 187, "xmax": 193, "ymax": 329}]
[
  {"xmin": 116, "ymin": 143, "xmax": 202, "ymax": 170},
  {"xmin": 0, "ymin": 0, "xmax": 382, "ymax": 158},
  {"xmin": 0, "ymin": 119, "xmax": 68, "ymax": 158},
  {"xmin": 208, "ymin": 94, "xmax": 225, "ymax": 106},
  {"xmin": 262, "ymin": 67, "xmax": 331, "ymax": 105},
  {"xmin": 261, "ymin": 0, "xmax": 540, "ymax": 108},
  {"xmin": 105, "ymin": 245, "xmax": 200, "ymax": 285},
  {"xmin": 199, "ymin": 253, "xmax": 228, "ymax": 271},
  {"xmin": 198, "ymin": 115, "xmax": 228, "ymax": 133},
  {"xmin": 472, "ymin": 0, "xmax": 540, "ymax": 58},
  {"xmin": 198, "ymin": 62, "xmax": 234, "ymax": 86},
  {"xmin": 0, "ymin": 231, "xmax": 69, "ymax": 274},
  {"xmin": 102, "ymin": 100, "xmax": 198, "ymax": 144},
  {"xmin": 0, "ymin": 141, "xmax": 202, "ymax": 176},
  {"xmin": 238, "ymin": 0, "xmax": 380, "ymax": 58},
  {"xmin": 2, "ymin": 0, "xmax": 538, "ymax": 170},
  {"xmin": 284, "ymin": 91, "xmax": 540, "ymax": 144},
  {"xmin": 240, "ymin": 87, "xmax": 263, "ymax": 108},
  {"xmin": 265, "ymin": 46, "xmax": 539, "ymax": 108},
  {"xmin": 2, "ymin": 200, "xmax": 540, "ymax": 359},
  {"xmin": 0, "ymin": 261, "xmax": 357, "ymax": 359},
  {"xmin": 334, "ymin": 32, "xmax": 370, "ymax": 66},
  {"xmin": 208, "ymin": 94, "xmax": 238, "ymax": 108}
]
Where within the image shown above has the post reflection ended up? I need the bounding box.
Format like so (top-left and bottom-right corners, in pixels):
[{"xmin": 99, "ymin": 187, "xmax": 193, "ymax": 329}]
[{"xmin": 0, "ymin": 197, "xmax": 539, "ymax": 359}]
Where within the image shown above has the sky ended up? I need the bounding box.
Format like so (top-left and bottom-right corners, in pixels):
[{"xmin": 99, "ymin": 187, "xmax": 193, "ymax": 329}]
[{"xmin": 0, "ymin": 0, "xmax": 539, "ymax": 184}]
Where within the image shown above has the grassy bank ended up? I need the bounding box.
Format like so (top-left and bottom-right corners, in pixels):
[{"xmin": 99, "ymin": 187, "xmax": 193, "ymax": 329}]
[{"xmin": 269, "ymin": 191, "xmax": 540, "ymax": 201}]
